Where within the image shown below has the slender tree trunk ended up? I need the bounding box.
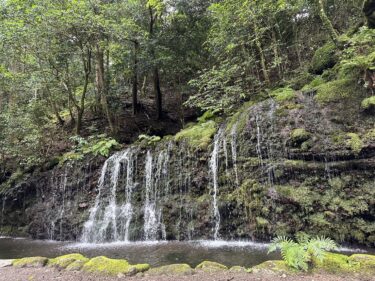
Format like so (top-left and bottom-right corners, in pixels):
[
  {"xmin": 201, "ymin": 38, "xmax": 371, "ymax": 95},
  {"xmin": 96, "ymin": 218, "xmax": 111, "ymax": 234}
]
[
  {"xmin": 149, "ymin": 7, "xmax": 163, "ymax": 120},
  {"xmin": 317, "ymin": 0, "xmax": 339, "ymax": 44},
  {"xmin": 96, "ymin": 45, "xmax": 114, "ymax": 132},
  {"xmin": 132, "ymin": 41, "xmax": 139, "ymax": 115},
  {"xmin": 252, "ymin": 21, "xmax": 270, "ymax": 85}
]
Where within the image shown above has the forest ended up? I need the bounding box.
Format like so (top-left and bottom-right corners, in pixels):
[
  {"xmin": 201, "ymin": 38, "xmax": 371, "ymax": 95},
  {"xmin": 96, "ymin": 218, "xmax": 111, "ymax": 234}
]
[{"xmin": 0, "ymin": 0, "xmax": 375, "ymax": 280}]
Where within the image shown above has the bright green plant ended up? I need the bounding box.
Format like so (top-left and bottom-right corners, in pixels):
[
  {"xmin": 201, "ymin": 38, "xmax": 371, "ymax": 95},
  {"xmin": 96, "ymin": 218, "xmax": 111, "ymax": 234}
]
[{"xmin": 268, "ymin": 235, "xmax": 337, "ymax": 271}]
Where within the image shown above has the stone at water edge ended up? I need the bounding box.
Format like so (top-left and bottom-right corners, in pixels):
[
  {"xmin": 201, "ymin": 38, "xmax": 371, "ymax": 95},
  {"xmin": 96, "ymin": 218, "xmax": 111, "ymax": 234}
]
[
  {"xmin": 229, "ymin": 266, "xmax": 248, "ymax": 273},
  {"xmin": 12, "ymin": 257, "xmax": 48, "ymax": 268},
  {"xmin": 195, "ymin": 261, "xmax": 228, "ymax": 272},
  {"xmin": 251, "ymin": 260, "xmax": 293, "ymax": 275},
  {"xmin": 47, "ymin": 253, "xmax": 89, "ymax": 270},
  {"xmin": 146, "ymin": 264, "xmax": 195, "ymax": 276},
  {"xmin": 0, "ymin": 260, "xmax": 14, "ymax": 268}
]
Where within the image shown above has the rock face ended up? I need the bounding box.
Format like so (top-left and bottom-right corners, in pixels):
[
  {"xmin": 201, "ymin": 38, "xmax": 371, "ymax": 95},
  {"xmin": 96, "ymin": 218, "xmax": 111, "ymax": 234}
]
[
  {"xmin": 363, "ymin": 0, "xmax": 375, "ymax": 28},
  {"xmin": 0, "ymin": 91, "xmax": 374, "ymax": 245}
]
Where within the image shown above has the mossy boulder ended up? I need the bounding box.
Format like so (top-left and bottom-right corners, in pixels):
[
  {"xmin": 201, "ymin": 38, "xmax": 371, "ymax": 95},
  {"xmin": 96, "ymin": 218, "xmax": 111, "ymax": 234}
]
[
  {"xmin": 310, "ymin": 42, "xmax": 338, "ymax": 74},
  {"xmin": 315, "ymin": 79, "xmax": 356, "ymax": 104},
  {"xmin": 348, "ymin": 254, "xmax": 375, "ymax": 271},
  {"xmin": 12, "ymin": 257, "xmax": 48, "ymax": 268},
  {"xmin": 195, "ymin": 261, "xmax": 228, "ymax": 272},
  {"xmin": 271, "ymin": 87, "xmax": 297, "ymax": 103},
  {"xmin": 82, "ymin": 256, "xmax": 131, "ymax": 276},
  {"xmin": 290, "ymin": 128, "xmax": 311, "ymax": 147},
  {"xmin": 147, "ymin": 264, "xmax": 194, "ymax": 276},
  {"xmin": 346, "ymin": 133, "xmax": 363, "ymax": 155},
  {"xmin": 361, "ymin": 96, "xmax": 375, "ymax": 110},
  {"xmin": 48, "ymin": 253, "xmax": 89, "ymax": 269},
  {"xmin": 175, "ymin": 121, "xmax": 217, "ymax": 150},
  {"xmin": 66, "ymin": 260, "xmax": 88, "ymax": 271},
  {"xmin": 313, "ymin": 253, "xmax": 354, "ymax": 273},
  {"xmin": 251, "ymin": 260, "xmax": 292, "ymax": 274}
]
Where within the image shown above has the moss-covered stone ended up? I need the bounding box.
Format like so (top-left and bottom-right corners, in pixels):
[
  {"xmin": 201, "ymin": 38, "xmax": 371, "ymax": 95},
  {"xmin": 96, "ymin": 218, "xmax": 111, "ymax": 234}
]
[
  {"xmin": 175, "ymin": 121, "xmax": 217, "ymax": 150},
  {"xmin": 271, "ymin": 87, "xmax": 297, "ymax": 102},
  {"xmin": 346, "ymin": 133, "xmax": 363, "ymax": 154},
  {"xmin": 313, "ymin": 253, "xmax": 354, "ymax": 273},
  {"xmin": 361, "ymin": 96, "xmax": 375, "ymax": 110},
  {"xmin": 66, "ymin": 260, "xmax": 88, "ymax": 271},
  {"xmin": 251, "ymin": 260, "xmax": 292, "ymax": 274},
  {"xmin": 81, "ymin": 256, "xmax": 131, "ymax": 276},
  {"xmin": 48, "ymin": 253, "xmax": 88, "ymax": 269},
  {"xmin": 195, "ymin": 261, "xmax": 228, "ymax": 272},
  {"xmin": 309, "ymin": 42, "xmax": 338, "ymax": 74},
  {"xmin": 315, "ymin": 79, "xmax": 356, "ymax": 104},
  {"xmin": 12, "ymin": 257, "xmax": 48, "ymax": 268},
  {"xmin": 229, "ymin": 266, "xmax": 247, "ymax": 272},
  {"xmin": 147, "ymin": 264, "xmax": 194, "ymax": 276},
  {"xmin": 348, "ymin": 254, "xmax": 375, "ymax": 271},
  {"xmin": 290, "ymin": 128, "xmax": 311, "ymax": 147}
]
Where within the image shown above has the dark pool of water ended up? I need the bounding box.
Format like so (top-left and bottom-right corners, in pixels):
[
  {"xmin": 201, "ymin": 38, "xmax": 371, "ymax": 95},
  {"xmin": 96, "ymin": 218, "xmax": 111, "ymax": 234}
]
[{"xmin": 0, "ymin": 237, "xmax": 372, "ymax": 268}]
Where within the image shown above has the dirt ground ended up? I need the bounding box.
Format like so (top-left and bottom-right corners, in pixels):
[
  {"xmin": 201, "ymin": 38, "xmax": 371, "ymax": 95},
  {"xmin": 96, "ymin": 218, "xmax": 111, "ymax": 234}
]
[{"xmin": 0, "ymin": 267, "xmax": 374, "ymax": 281}]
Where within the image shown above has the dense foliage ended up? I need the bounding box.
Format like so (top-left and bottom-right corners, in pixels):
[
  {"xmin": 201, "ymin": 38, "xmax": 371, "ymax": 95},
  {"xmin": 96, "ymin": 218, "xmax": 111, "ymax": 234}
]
[{"xmin": 0, "ymin": 0, "xmax": 372, "ymax": 178}]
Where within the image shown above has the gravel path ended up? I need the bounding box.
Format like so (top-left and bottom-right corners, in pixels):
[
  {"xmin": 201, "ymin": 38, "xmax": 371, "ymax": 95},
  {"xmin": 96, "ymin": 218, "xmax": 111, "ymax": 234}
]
[{"xmin": 0, "ymin": 267, "xmax": 374, "ymax": 281}]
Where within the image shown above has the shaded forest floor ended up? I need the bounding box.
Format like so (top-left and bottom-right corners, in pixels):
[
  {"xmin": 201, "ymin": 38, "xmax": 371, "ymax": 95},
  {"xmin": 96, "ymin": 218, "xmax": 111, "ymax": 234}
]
[{"xmin": 0, "ymin": 267, "xmax": 373, "ymax": 281}]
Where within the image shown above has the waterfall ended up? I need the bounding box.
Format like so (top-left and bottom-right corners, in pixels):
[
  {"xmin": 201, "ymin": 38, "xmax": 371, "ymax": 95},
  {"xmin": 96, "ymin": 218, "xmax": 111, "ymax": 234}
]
[
  {"xmin": 81, "ymin": 149, "xmax": 136, "ymax": 243},
  {"xmin": 230, "ymin": 122, "xmax": 239, "ymax": 187},
  {"xmin": 59, "ymin": 168, "xmax": 68, "ymax": 241},
  {"xmin": 143, "ymin": 149, "xmax": 168, "ymax": 241},
  {"xmin": 209, "ymin": 127, "xmax": 225, "ymax": 240}
]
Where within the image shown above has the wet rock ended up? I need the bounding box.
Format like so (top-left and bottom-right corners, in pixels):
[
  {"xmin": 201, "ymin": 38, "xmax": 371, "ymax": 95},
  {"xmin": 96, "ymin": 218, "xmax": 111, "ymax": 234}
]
[
  {"xmin": 0, "ymin": 260, "xmax": 14, "ymax": 268},
  {"xmin": 48, "ymin": 253, "xmax": 89, "ymax": 270}
]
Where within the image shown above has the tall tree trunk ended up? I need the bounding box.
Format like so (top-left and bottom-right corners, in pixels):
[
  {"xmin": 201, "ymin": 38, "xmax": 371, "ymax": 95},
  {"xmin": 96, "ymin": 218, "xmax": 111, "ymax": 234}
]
[
  {"xmin": 96, "ymin": 45, "xmax": 114, "ymax": 132},
  {"xmin": 132, "ymin": 41, "xmax": 139, "ymax": 115},
  {"xmin": 317, "ymin": 0, "xmax": 339, "ymax": 44},
  {"xmin": 149, "ymin": 7, "xmax": 163, "ymax": 120},
  {"xmin": 253, "ymin": 21, "xmax": 270, "ymax": 85}
]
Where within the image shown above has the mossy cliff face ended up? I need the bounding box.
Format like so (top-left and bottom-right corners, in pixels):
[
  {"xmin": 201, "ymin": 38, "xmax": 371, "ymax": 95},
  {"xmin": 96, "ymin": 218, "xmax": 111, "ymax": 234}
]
[{"xmin": 0, "ymin": 29, "xmax": 374, "ymax": 244}]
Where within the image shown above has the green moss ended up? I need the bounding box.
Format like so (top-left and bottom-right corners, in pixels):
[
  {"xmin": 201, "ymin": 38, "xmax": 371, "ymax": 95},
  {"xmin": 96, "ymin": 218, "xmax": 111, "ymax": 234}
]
[
  {"xmin": 147, "ymin": 264, "xmax": 194, "ymax": 276},
  {"xmin": 313, "ymin": 253, "xmax": 354, "ymax": 273},
  {"xmin": 195, "ymin": 261, "xmax": 228, "ymax": 272},
  {"xmin": 66, "ymin": 260, "xmax": 88, "ymax": 271},
  {"xmin": 315, "ymin": 79, "xmax": 356, "ymax": 104},
  {"xmin": 48, "ymin": 253, "xmax": 88, "ymax": 269},
  {"xmin": 364, "ymin": 128, "xmax": 375, "ymax": 141},
  {"xmin": 175, "ymin": 121, "xmax": 217, "ymax": 150},
  {"xmin": 12, "ymin": 257, "xmax": 48, "ymax": 268},
  {"xmin": 271, "ymin": 87, "xmax": 297, "ymax": 103},
  {"xmin": 255, "ymin": 217, "xmax": 269, "ymax": 227},
  {"xmin": 309, "ymin": 42, "xmax": 338, "ymax": 74},
  {"xmin": 290, "ymin": 128, "xmax": 311, "ymax": 147},
  {"xmin": 229, "ymin": 266, "xmax": 247, "ymax": 272},
  {"xmin": 361, "ymin": 96, "xmax": 375, "ymax": 110},
  {"xmin": 132, "ymin": 263, "xmax": 150, "ymax": 272},
  {"xmin": 197, "ymin": 110, "xmax": 217, "ymax": 123},
  {"xmin": 302, "ymin": 76, "xmax": 325, "ymax": 91},
  {"xmin": 82, "ymin": 256, "xmax": 131, "ymax": 276},
  {"xmin": 346, "ymin": 133, "xmax": 363, "ymax": 154},
  {"xmin": 348, "ymin": 254, "xmax": 375, "ymax": 272}
]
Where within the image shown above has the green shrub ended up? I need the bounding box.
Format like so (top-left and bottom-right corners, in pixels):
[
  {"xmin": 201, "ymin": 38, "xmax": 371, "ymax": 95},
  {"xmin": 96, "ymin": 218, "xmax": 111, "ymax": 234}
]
[
  {"xmin": 268, "ymin": 236, "xmax": 337, "ymax": 271},
  {"xmin": 138, "ymin": 134, "xmax": 162, "ymax": 145}
]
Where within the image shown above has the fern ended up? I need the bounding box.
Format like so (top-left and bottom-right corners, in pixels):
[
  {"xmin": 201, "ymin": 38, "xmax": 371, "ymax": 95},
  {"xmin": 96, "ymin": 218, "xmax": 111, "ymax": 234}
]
[{"xmin": 268, "ymin": 235, "xmax": 338, "ymax": 271}]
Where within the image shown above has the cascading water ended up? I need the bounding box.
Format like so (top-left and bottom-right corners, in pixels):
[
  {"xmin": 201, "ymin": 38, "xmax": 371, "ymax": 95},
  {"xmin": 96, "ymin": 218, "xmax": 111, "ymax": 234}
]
[
  {"xmin": 81, "ymin": 149, "xmax": 136, "ymax": 243},
  {"xmin": 230, "ymin": 122, "xmax": 239, "ymax": 187},
  {"xmin": 1, "ymin": 197, "xmax": 5, "ymax": 226},
  {"xmin": 209, "ymin": 127, "xmax": 225, "ymax": 240}
]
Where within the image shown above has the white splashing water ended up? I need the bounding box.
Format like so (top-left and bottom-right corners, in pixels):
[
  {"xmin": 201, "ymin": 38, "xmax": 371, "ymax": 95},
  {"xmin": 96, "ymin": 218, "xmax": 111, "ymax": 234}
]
[
  {"xmin": 144, "ymin": 149, "xmax": 168, "ymax": 241},
  {"xmin": 81, "ymin": 149, "xmax": 136, "ymax": 243},
  {"xmin": 230, "ymin": 122, "xmax": 239, "ymax": 187},
  {"xmin": 209, "ymin": 127, "xmax": 225, "ymax": 240}
]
